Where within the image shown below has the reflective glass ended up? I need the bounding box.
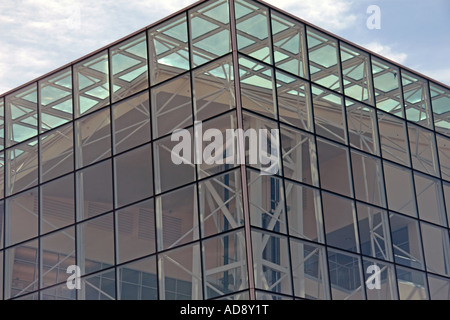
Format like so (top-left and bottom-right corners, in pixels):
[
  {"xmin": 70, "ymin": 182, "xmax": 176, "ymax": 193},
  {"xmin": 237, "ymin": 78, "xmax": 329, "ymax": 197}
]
[
  {"xmin": 408, "ymin": 123, "xmax": 439, "ymax": 177},
  {"xmin": 0, "ymin": 200, "xmax": 3, "ymax": 249},
  {"xmin": 430, "ymin": 83, "xmax": 450, "ymax": 137},
  {"xmin": 414, "ymin": 172, "xmax": 446, "ymax": 226},
  {"xmin": 118, "ymin": 256, "xmax": 157, "ymax": 300},
  {"xmin": 378, "ymin": 111, "xmax": 409, "ymax": 166},
  {"xmin": 0, "ymin": 98, "xmax": 4, "ymax": 150},
  {"xmin": 40, "ymin": 282, "xmax": 76, "ymax": 300},
  {"xmin": 428, "ymin": 274, "xmax": 450, "ymax": 300},
  {"xmin": 436, "ymin": 134, "xmax": 450, "ymax": 181},
  {"xmin": 346, "ymin": 100, "xmax": 379, "ymax": 155},
  {"xmin": 362, "ymin": 258, "xmax": 398, "ymax": 300},
  {"xmin": 0, "ymin": 152, "xmax": 3, "ymax": 199},
  {"xmin": 79, "ymin": 269, "xmax": 115, "ymax": 300},
  {"xmin": 396, "ymin": 266, "xmax": 428, "ymax": 300},
  {"xmin": 402, "ymin": 70, "xmax": 432, "ymax": 128},
  {"xmin": 420, "ymin": 222, "xmax": 450, "ymax": 277},
  {"xmin": 0, "ymin": 251, "xmax": 2, "ymax": 299},
  {"xmin": 372, "ymin": 57, "xmax": 402, "ymax": 117},
  {"xmin": 6, "ymin": 138, "xmax": 38, "ymax": 196},
  {"xmin": 444, "ymin": 182, "xmax": 450, "ymax": 226}
]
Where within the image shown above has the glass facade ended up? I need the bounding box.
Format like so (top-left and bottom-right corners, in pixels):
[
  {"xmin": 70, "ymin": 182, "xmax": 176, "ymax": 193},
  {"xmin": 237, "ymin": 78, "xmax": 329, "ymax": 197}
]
[{"xmin": 0, "ymin": 0, "xmax": 449, "ymax": 300}]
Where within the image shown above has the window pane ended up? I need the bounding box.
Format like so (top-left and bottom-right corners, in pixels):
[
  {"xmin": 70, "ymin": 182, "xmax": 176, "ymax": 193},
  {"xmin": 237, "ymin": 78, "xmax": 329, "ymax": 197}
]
[
  {"xmin": 248, "ymin": 169, "xmax": 287, "ymax": 234},
  {"xmin": 148, "ymin": 14, "xmax": 189, "ymax": 86},
  {"xmin": 389, "ymin": 212, "xmax": 424, "ymax": 270},
  {"xmin": 444, "ymin": 182, "xmax": 450, "ymax": 227},
  {"xmin": 420, "ymin": 222, "xmax": 450, "ymax": 277},
  {"xmin": 77, "ymin": 213, "xmax": 114, "ymax": 275},
  {"xmin": 116, "ymin": 199, "xmax": 155, "ymax": 264},
  {"xmin": 351, "ymin": 149, "xmax": 386, "ymax": 207},
  {"xmin": 0, "ymin": 201, "xmax": 3, "ymax": 249},
  {"xmin": 322, "ymin": 192, "xmax": 359, "ymax": 253},
  {"xmin": 396, "ymin": 266, "xmax": 428, "ymax": 300},
  {"xmin": 428, "ymin": 274, "xmax": 450, "ymax": 300},
  {"xmin": 156, "ymin": 184, "xmax": 199, "ymax": 250},
  {"xmin": 346, "ymin": 99, "xmax": 379, "ymax": 155},
  {"xmin": 74, "ymin": 51, "xmax": 109, "ymax": 117},
  {"xmin": 41, "ymin": 174, "xmax": 75, "ymax": 234},
  {"xmin": 0, "ymin": 98, "xmax": 4, "ymax": 150},
  {"xmin": 80, "ymin": 269, "xmax": 115, "ymax": 300},
  {"xmin": 317, "ymin": 138, "xmax": 353, "ymax": 197},
  {"xmin": 0, "ymin": 251, "xmax": 3, "ymax": 300},
  {"xmin": 0, "ymin": 152, "xmax": 3, "ymax": 199},
  {"xmin": 118, "ymin": 256, "xmax": 157, "ymax": 300},
  {"xmin": 290, "ymin": 239, "xmax": 329, "ymax": 299},
  {"xmin": 40, "ymin": 123, "xmax": 74, "ymax": 183},
  {"xmin": 5, "ymin": 83, "xmax": 38, "ymax": 147},
  {"xmin": 312, "ymin": 85, "xmax": 346, "ymax": 144},
  {"xmin": 362, "ymin": 258, "xmax": 398, "ymax": 300},
  {"xmin": 5, "ymin": 187, "xmax": 38, "ymax": 246},
  {"xmin": 255, "ymin": 290, "xmax": 292, "ymax": 300},
  {"xmin": 75, "ymin": 107, "xmax": 111, "ymax": 169},
  {"xmin": 372, "ymin": 57, "xmax": 402, "ymax": 117},
  {"xmin": 193, "ymin": 54, "xmax": 235, "ymax": 122},
  {"xmin": 378, "ymin": 111, "xmax": 409, "ymax": 166},
  {"xmin": 251, "ymin": 230, "xmax": 292, "ymax": 296},
  {"xmin": 307, "ymin": 27, "xmax": 341, "ymax": 92},
  {"xmin": 271, "ymin": 11, "xmax": 308, "ymax": 79},
  {"xmin": 402, "ymin": 70, "xmax": 432, "ymax": 129},
  {"xmin": 199, "ymin": 168, "xmax": 244, "ymax": 237},
  {"xmin": 189, "ymin": 0, "xmax": 231, "ymax": 67},
  {"xmin": 113, "ymin": 91, "xmax": 151, "ymax": 154},
  {"xmin": 436, "ymin": 134, "xmax": 450, "ymax": 181},
  {"xmin": 111, "ymin": 33, "xmax": 148, "ymax": 103},
  {"xmin": 40, "ymin": 282, "xmax": 76, "ymax": 300},
  {"xmin": 285, "ymin": 180, "xmax": 323, "ymax": 243},
  {"xmin": 7, "ymin": 138, "xmax": 38, "ymax": 196},
  {"xmin": 158, "ymin": 243, "xmax": 202, "ymax": 300},
  {"xmin": 414, "ymin": 172, "xmax": 446, "ymax": 226},
  {"xmin": 383, "ymin": 162, "xmax": 417, "ymax": 217},
  {"xmin": 151, "ymin": 73, "xmax": 193, "ymax": 139},
  {"xmin": 203, "ymin": 229, "xmax": 248, "ymax": 299},
  {"xmin": 430, "ymin": 83, "xmax": 450, "ymax": 137},
  {"xmin": 76, "ymin": 160, "xmax": 113, "ymax": 221},
  {"xmin": 114, "ymin": 144, "xmax": 153, "ymax": 208},
  {"xmin": 39, "ymin": 68, "xmax": 73, "ymax": 132},
  {"xmin": 408, "ymin": 124, "xmax": 439, "ymax": 176}
]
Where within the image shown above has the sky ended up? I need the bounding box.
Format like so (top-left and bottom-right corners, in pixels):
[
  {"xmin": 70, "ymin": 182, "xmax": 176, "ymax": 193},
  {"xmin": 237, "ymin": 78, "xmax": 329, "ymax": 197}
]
[{"xmin": 0, "ymin": 0, "xmax": 449, "ymax": 95}]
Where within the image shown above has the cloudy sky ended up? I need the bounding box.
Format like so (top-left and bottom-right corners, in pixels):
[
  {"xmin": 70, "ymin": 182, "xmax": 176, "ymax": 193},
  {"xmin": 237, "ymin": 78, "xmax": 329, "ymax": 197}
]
[{"xmin": 0, "ymin": 0, "xmax": 449, "ymax": 95}]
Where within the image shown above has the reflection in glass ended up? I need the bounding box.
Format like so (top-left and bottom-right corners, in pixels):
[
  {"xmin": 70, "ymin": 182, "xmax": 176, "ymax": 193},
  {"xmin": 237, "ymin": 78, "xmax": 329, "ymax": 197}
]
[
  {"xmin": 414, "ymin": 172, "xmax": 446, "ymax": 226},
  {"xmin": 118, "ymin": 257, "xmax": 157, "ymax": 300},
  {"xmin": 378, "ymin": 111, "xmax": 409, "ymax": 166},
  {"xmin": 402, "ymin": 70, "xmax": 432, "ymax": 128},
  {"xmin": 428, "ymin": 274, "xmax": 450, "ymax": 300},
  {"xmin": 40, "ymin": 282, "xmax": 76, "ymax": 300},
  {"xmin": 420, "ymin": 222, "xmax": 450, "ymax": 277},
  {"xmin": 79, "ymin": 269, "xmax": 115, "ymax": 300},
  {"xmin": 346, "ymin": 99, "xmax": 379, "ymax": 155},
  {"xmin": 396, "ymin": 266, "xmax": 428, "ymax": 300},
  {"xmin": 362, "ymin": 258, "xmax": 398, "ymax": 300},
  {"xmin": 436, "ymin": 134, "xmax": 450, "ymax": 181},
  {"xmin": 372, "ymin": 57, "xmax": 402, "ymax": 117},
  {"xmin": 430, "ymin": 83, "xmax": 450, "ymax": 137},
  {"xmin": 7, "ymin": 138, "xmax": 38, "ymax": 196},
  {"xmin": 408, "ymin": 123, "xmax": 439, "ymax": 177}
]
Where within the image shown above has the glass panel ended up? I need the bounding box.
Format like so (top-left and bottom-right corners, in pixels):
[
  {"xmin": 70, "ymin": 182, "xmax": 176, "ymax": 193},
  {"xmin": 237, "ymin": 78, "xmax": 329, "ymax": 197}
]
[
  {"xmin": 307, "ymin": 27, "xmax": 341, "ymax": 92},
  {"xmin": 414, "ymin": 172, "xmax": 446, "ymax": 226},
  {"xmin": 280, "ymin": 124, "xmax": 318, "ymax": 187},
  {"xmin": 362, "ymin": 258, "xmax": 398, "ymax": 300},
  {"xmin": 79, "ymin": 269, "xmax": 115, "ymax": 300},
  {"xmin": 158, "ymin": 243, "xmax": 202, "ymax": 300},
  {"xmin": 4, "ymin": 239, "xmax": 39, "ymax": 299},
  {"xmin": 389, "ymin": 212, "xmax": 424, "ymax": 270},
  {"xmin": 290, "ymin": 239, "xmax": 329, "ymax": 299},
  {"xmin": 248, "ymin": 169, "xmax": 287, "ymax": 234},
  {"xmin": 74, "ymin": 51, "xmax": 109, "ymax": 117},
  {"xmin": 203, "ymin": 229, "xmax": 248, "ymax": 299},
  {"xmin": 428, "ymin": 274, "xmax": 450, "ymax": 300},
  {"xmin": 408, "ymin": 124, "xmax": 439, "ymax": 176},
  {"xmin": 39, "ymin": 68, "xmax": 73, "ymax": 132},
  {"xmin": 153, "ymin": 129, "xmax": 195, "ymax": 194},
  {"xmin": 41, "ymin": 226, "xmax": 75, "ymax": 288},
  {"xmin": 251, "ymin": 230, "xmax": 292, "ymax": 296},
  {"xmin": 271, "ymin": 11, "xmax": 308, "ymax": 79},
  {"xmin": 193, "ymin": 54, "xmax": 235, "ymax": 122},
  {"xmin": 357, "ymin": 202, "xmax": 392, "ymax": 261},
  {"xmin": 285, "ymin": 180, "xmax": 323, "ymax": 243},
  {"xmin": 0, "ymin": 152, "xmax": 3, "ymax": 199},
  {"xmin": 436, "ymin": 134, "xmax": 450, "ymax": 181},
  {"xmin": 76, "ymin": 160, "xmax": 113, "ymax": 221},
  {"xmin": 40, "ymin": 123, "xmax": 74, "ymax": 183},
  {"xmin": 378, "ymin": 111, "xmax": 409, "ymax": 166},
  {"xmin": 372, "ymin": 57, "xmax": 402, "ymax": 117},
  {"xmin": 276, "ymin": 71, "xmax": 312, "ymax": 131},
  {"xmin": 41, "ymin": 174, "xmax": 75, "ymax": 235},
  {"xmin": 340, "ymin": 43, "xmax": 373, "ymax": 105},
  {"xmin": 114, "ymin": 144, "xmax": 153, "ymax": 208},
  {"xmin": 383, "ymin": 162, "xmax": 417, "ymax": 217},
  {"xmin": 346, "ymin": 100, "xmax": 379, "ymax": 155},
  {"xmin": 0, "ymin": 98, "xmax": 4, "ymax": 150},
  {"xmin": 239, "ymin": 56, "xmax": 276, "ymax": 119},
  {"xmin": 7, "ymin": 138, "xmax": 38, "ymax": 196},
  {"xmin": 327, "ymin": 248, "xmax": 364, "ymax": 300},
  {"xmin": 113, "ymin": 91, "xmax": 151, "ymax": 154},
  {"xmin": 255, "ymin": 290, "xmax": 292, "ymax": 300},
  {"xmin": 420, "ymin": 222, "xmax": 450, "ymax": 277},
  {"xmin": 444, "ymin": 182, "xmax": 450, "ymax": 226},
  {"xmin": 148, "ymin": 14, "xmax": 189, "ymax": 86},
  {"xmin": 77, "ymin": 213, "xmax": 114, "ymax": 275},
  {"xmin": 402, "ymin": 70, "xmax": 432, "ymax": 129},
  {"xmin": 156, "ymin": 184, "xmax": 199, "ymax": 251},
  {"xmin": 235, "ymin": 0, "xmax": 271, "ymax": 64},
  {"xmin": 189, "ymin": 0, "xmax": 231, "ymax": 67},
  {"xmin": 5, "ymin": 187, "xmax": 38, "ymax": 246},
  {"xmin": 430, "ymin": 83, "xmax": 450, "ymax": 137},
  {"xmin": 116, "ymin": 199, "xmax": 155, "ymax": 264},
  {"xmin": 151, "ymin": 73, "xmax": 192, "ymax": 139},
  {"xmin": 0, "ymin": 201, "xmax": 3, "ymax": 249},
  {"xmin": 75, "ymin": 107, "xmax": 111, "ymax": 169},
  {"xmin": 322, "ymin": 192, "xmax": 359, "ymax": 253},
  {"xmin": 396, "ymin": 266, "xmax": 428, "ymax": 300},
  {"xmin": 351, "ymin": 149, "xmax": 386, "ymax": 207},
  {"xmin": 5, "ymin": 83, "xmax": 38, "ymax": 147},
  {"xmin": 0, "ymin": 251, "xmax": 3, "ymax": 300},
  {"xmin": 118, "ymin": 256, "xmax": 157, "ymax": 300},
  {"xmin": 214, "ymin": 291, "xmax": 249, "ymax": 300},
  {"xmin": 317, "ymin": 138, "xmax": 353, "ymax": 197},
  {"xmin": 312, "ymin": 85, "xmax": 346, "ymax": 144},
  {"xmin": 111, "ymin": 33, "xmax": 148, "ymax": 103},
  {"xmin": 199, "ymin": 168, "xmax": 244, "ymax": 237},
  {"xmin": 40, "ymin": 282, "xmax": 76, "ymax": 300}
]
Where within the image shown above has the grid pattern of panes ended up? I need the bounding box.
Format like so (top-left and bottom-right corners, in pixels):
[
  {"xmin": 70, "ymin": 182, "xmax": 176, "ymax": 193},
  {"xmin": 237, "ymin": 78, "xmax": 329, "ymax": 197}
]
[{"xmin": 0, "ymin": 0, "xmax": 450, "ymax": 300}]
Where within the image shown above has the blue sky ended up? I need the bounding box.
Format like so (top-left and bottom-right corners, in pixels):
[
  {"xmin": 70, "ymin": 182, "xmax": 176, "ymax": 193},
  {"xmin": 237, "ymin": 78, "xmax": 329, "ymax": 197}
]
[{"xmin": 0, "ymin": 0, "xmax": 449, "ymax": 95}]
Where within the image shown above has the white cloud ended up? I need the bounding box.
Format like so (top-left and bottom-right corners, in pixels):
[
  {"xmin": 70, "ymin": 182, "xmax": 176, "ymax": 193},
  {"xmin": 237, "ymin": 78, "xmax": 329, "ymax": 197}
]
[{"xmin": 364, "ymin": 41, "xmax": 408, "ymax": 64}]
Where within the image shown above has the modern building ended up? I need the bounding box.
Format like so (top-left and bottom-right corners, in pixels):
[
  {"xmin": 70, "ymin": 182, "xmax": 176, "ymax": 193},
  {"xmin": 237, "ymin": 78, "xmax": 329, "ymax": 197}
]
[{"xmin": 0, "ymin": 0, "xmax": 450, "ymax": 300}]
